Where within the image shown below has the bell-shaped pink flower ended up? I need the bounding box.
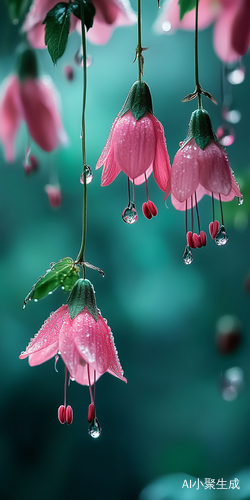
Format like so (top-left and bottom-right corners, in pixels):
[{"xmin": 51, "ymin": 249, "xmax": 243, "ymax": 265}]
[
  {"xmin": 169, "ymin": 109, "xmax": 242, "ymax": 263},
  {"xmin": 0, "ymin": 46, "xmax": 68, "ymax": 162},
  {"xmin": 20, "ymin": 279, "xmax": 126, "ymax": 434},
  {"xmin": 45, "ymin": 184, "xmax": 62, "ymax": 208},
  {"xmin": 22, "ymin": 0, "xmax": 136, "ymax": 49},
  {"xmin": 154, "ymin": 0, "xmax": 250, "ymax": 62},
  {"xmin": 96, "ymin": 81, "xmax": 171, "ymax": 222}
]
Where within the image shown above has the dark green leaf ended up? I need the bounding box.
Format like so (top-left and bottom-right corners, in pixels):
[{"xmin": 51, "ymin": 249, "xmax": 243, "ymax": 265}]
[
  {"xmin": 190, "ymin": 109, "xmax": 216, "ymax": 149},
  {"xmin": 120, "ymin": 81, "xmax": 153, "ymax": 121},
  {"xmin": 71, "ymin": 0, "xmax": 96, "ymax": 31},
  {"xmin": 178, "ymin": 0, "xmax": 197, "ymax": 20},
  {"xmin": 68, "ymin": 279, "xmax": 99, "ymax": 321},
  {"xmin": 5, "ymin": 0, "xmax": 30, "ymax": 23},
  {"xmin": 43, "ymin": 2, "xmax": 72, "ymax": 64},
  {"xmin": 24, "ymin": 258, "xmax": 80, "ymax": 307}
]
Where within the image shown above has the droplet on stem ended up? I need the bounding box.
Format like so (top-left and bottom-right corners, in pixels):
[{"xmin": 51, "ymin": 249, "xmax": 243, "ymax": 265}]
[
  {"xmin": 215, "ymin": 225, "xmax": 228, "ymax": 246},
  {"xmin": 182, "ymin": 245, "xmax": 193, "ymax": 265},
  {"xmin": 238, "ymin": 195, "xmax": 244, "ymax": 206},
  {"xmin": 122, "ymin": 202, "xmax": 138, "ymax": 224},
  {"xmin": 74, "ymin": 47, "xmax": 92, "ymax": 68},
  {"xmin": 80, "ymin": 165, "xmax": 93, "ymax": 184},
  {"xmin": 88, "ymin": 417, "xmax": 102, "ymax": 438}
]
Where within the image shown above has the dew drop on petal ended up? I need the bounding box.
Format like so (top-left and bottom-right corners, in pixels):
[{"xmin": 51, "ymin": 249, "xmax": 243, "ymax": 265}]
[
  {"xmin": 80, "ymin": 165, "xmax": 93, "ymax": 184},
  {"xmin": 182, "ymin": 245, "xmax": 193, "ymax": 265},
  {"xmin": 122, "ymin": 202, "xmax": 138, "ymax": 224},
  {"xmin": 238, "ymin": 195, "xmax": 244, "ymax": 206},
  {"xmin": 215, "ymin": 225, "xmax": 228, "ymax": 246},
  {"xmin": 216, "ymin": 125, "xmax": 235, "ymax": 146},
  {"xmin": 88, "ymin": 417, "xmax": 102, "ymax": 439}
]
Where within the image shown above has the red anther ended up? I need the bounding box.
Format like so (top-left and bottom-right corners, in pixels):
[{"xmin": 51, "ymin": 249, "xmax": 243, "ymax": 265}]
[
  {"xmin": 199, "ymin": 231, "xmax": 207, "ymax": 247},
  {"xmin": 23, "ymin": 155, "xmax": 39, "ymax": 175},
  {"xmin": 193, "ymin": 233, "xmax": 202, "ymax": 248},
  {"xmin": 209, "ymin": 220, "xmax": 220, "ymax": 239},
  {"xmin": 66, "ymin": 405, "xmax": 73, "ymax": 425},
  {"xmin": 58, "ymin": 405, "xmax": 66, "ymax": 424},
  {"xmin": 142, "ymin": 202, "xmax": 152, "ymax": 220},
  {"xmin": 147, "ymin": 200, "xmax": 158, "ymax": 217},
  {"xmin": 187, "ymin": 231, "xmax": 196, "ymax": 249},
  {"xmin": 88, "ymin": 403, "xmax": 96, "ymax": 423},
  {"xmin": 64, "ymin": 65, "xmax": 74, "ymax": 81}
]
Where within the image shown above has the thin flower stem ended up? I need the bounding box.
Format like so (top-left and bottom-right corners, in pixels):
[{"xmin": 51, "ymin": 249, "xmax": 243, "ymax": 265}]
[
  {"xmin": 137, "ymin": 0, "xmax": 142, "ymax": 81},
  {"xmin": 219, "ymin": 193, "xmax": 224, "ymax": 225},
  {"xmin": 212, "ymin": 192, "xmax": 215, "ymax": 222},
  {"xmin": 87, "ymin": 364, "xmax": 94, "ymax": 404},
  {"xmin": 76, "ymin": 3, "xmax": 87, "ymax": 276},
  {"xmin": 194, "ymin": 0, "xmax": 202, "ymax": 109},
  {"xmin": 64, "ymin": 366, "xmax": 68, "ymax": 408},
  {"xmin": 195, "ymin": 191, "xmax": 200, "ymax": 233},
  {"xmin": 127, "ymin": 176, "xmax": 131, "ymax": 204}
]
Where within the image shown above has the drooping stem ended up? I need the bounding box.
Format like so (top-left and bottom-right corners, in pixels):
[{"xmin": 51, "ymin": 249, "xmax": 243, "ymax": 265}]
[
  {"xmin": 194, "ymin": 0, "xmax": 202, "ymax": 109},
  {"xmin": 137, "ymin": 0, "xmax": 142, "ymax": 81},
  {"xmin": 76, "ymin": 3, "xmax": 87, "ymax": 274}
]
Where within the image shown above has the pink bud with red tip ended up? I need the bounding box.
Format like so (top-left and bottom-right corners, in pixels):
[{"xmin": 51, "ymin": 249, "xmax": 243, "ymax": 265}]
[{"xmin": 58, "ymin": 405, "xmax": 66, "ymax": 424}]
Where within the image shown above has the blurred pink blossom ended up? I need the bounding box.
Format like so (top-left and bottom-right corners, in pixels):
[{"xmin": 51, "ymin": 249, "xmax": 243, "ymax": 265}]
[
  {"xmin": 45, "ymin": 184, "xmax": 62, "ymax": 208},
  {"xmin": 154, "ymin": 0, "xmax": 250, "ymax": 62},
  {"xmin": 22, "ymin": 0, "xmax": 136, "ymax": 49},
  {"xmin": 0, "ymin": 75, "xmax": 68, "ymax": 162}
]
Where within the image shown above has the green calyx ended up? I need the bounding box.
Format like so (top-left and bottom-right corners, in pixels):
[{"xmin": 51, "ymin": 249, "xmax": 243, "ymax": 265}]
[
  {"xmin": 119, "ymin": 81, "xmax": 153, "ymax": 121},
  {"xmin": 185, "ymin": 109, "xmax": 217, "ymax": 150},
  {"xmin": 67, "ymin": 278, "xmax": 99, "ymax": 321},
  {"xmin": 16, "ymin": 43, "xmax": 38, "ymax": 82}
]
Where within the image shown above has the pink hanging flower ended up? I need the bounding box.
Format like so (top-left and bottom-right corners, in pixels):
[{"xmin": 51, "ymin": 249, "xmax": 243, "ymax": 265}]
[
  {"xmin": 96, "ymin": 81, "xmax": 171, "ymax": 223},
  {"xmin": 169, "ymin": 109, "xmax": 242, "ymax": 264},
  {"xmin": 22, "ymin": 0, "xmax": 136, "ymax": 49},
  {"xmin": 154, "ymin": 0, "xmax": 250, "ymax": 63},
  {"xmin": 0, "ymin": 45, "xmax": 68, "ymax": 162},
  {"xmin": 45, "ymin": 184, "xmax": 62, "ymax": 208},
  {"xmin": 20, "ymin": 279, "xmax": 126, "ymax": 436}
]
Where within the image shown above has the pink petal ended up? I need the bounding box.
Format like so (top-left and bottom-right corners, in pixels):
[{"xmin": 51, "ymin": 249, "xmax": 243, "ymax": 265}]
[
  {"xmin": 113, "ymin": 111, "xmax": 156, "ymax": 180},
  {"xmin": 154, "ymin": 0, "xmax": 218, "ymax": 34},
  {"xmin": 26, "ymin": 24, "xmax": 47, "ymax": 49},
  {"xmin": 198, "ymin": 140, "xmax": 232, "ymax": 196},
  {"xmin": 19, "ymin": 305, "xmax": 68, "ymax": 359},
  {"xmin": 171, "ymin": 138, "xmax": 200, "ymax": 203},
  {"xmin": 171, "ymin": 183, "xmax": 208, "ymax": 211},
  {"xmin": 151, "ymin": 114, "xmax": 171, "ymax": 192},
  {"xmin": 231, "ymin": 0, "xmax": 250, "ymax": 56},
  {"xmin": 19, "ymin": 76, "xmax": 68, "ymax": 152},
  {"xmin": 96, "ymin": 117, "xmax": 122, "ymax": 186},
  {"xmin": 0, "ymin": 75, "xmax": 22, "ymax": 162},
  {"xmin": 132, "ymin": 165, "xmax": 153, "ymax": 185},
  {"xmin": 29, "ymin": 341, "xmax": 59, "ymax": 366},
  {"xmin": 22, "ymin": 0, "xmax": 59, "ymax": 32},
  {"xmin": 213, "ymin": 1, "xmax": 240, "ymax": 62},
  {"xmin": 85, "ymin": 0, "xmax": 136, "ymax": 44}
]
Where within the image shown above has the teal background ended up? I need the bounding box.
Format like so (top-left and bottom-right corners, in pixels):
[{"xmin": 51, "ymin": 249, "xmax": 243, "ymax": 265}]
[{"xmin": 0, "ymin": 1, "xmax": 250, "ymax": 499}]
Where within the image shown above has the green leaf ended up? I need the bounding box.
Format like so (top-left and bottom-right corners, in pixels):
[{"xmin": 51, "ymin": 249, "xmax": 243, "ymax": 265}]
[
  {"xmin": 5, "ymin": 0, "xmax": 30, "ymax": 23},
  {"xmin": 24, "ymin": 258, "xmax": 80, "ymax": 307},
  {"xmin": 190, "ymin": 109, "xmax": 216, "ymax": 149},
  {"xmin": 43, "ymin": 2, "xmax": 72, "ymax": 65},
  {"xmin": 120, "ymin": 81, "xmax": 153, "ymax": 121},
  {"xmin": 71, "ymin": 0, "xmax": 96, "ymax": 31},
  {"xmin": 178, "ymin": 0, "xmax": 197, "ymax": 20},
  {"xmin": 67, "ymin": 279, "xmax": 99, "ymax": 321}
]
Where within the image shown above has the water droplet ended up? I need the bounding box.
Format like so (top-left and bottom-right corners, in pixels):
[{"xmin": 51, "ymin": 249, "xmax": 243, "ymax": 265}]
[
  {"xmin": 162, "ymin": 21, "xmax": 171, "ymax": 32},
  {"xmin": 182, "ymin": 245, "xmax": 193, "ymax": 265},
  {"xmin": 80, "ymin": 165, "xmax": 93, "ymax": 184},
  {"xmin": 34, "ymin": 299, "xmax": 38, "ymax": 303},
  {"xmin": 223, "ymin": 108, "xmax": 241, "ymax": 124},
  {"xmin": 216, "ymin": 125, "xmax": 235, "ymax": 146},
  {"xmin": 220, "ymin": 367, "xmax": 244, "ymax": 401},
  {"xmin": 238, "ymin": 195, "xmax": 244, "ymax": 206},
  {"xmin": 88, "ymin": 417, "xmax": 102, "ymax": 438},
  {"xmin": 74, "ymin": 47, "xmax": 92, "ymax": 68},
  {"xmin": 227, "ymin": 63, "xmax": 245, "ymax": 85},
  {"xmin": 122, "ymin": 202, "xmax": 138, "ymax": 224},
  {"xmin": 215, "ymin": 225, "xmax": 228, "ymax": 246}
]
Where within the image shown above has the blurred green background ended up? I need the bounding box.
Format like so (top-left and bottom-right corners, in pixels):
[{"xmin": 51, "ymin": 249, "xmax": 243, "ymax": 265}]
[{"xmin": 1, "ymin": 1, "xmax": 250, "ymax": 499}]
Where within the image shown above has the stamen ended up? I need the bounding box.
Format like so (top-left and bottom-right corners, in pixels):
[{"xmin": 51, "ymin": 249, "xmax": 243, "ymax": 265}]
[
  {"xmin": 132, "ymin": 179, "xmax": 135, "ymax": 202},
  {"xmin": 58, "ymin": 405, "xmax": 66, "ymax": 424},
  {"xmin": 219, "ymin": 193, "xmax": 224, "ymax": 226},
  {"xmin": 87, "ymin": 363, "xmax": 94, "ymax": 405},
  {"xmin": 191, "ymin": 195, "xmax": 194, "ymax": 233},
  {"xmin": 94, "ymin": 370, "xmax": 96, "ymax": 403},
  {"xmin": 127, "ymin": 176, "xmax": 131, "ymax": 204},
  {"xmin": 88, "ymin": 403, "xmax": 96, "ymax": 423},
  {"xmin": 212, "ymin": 192, "xmax": 215, "ymax": 222},
  {"xmin": 194, "ymin": 191, "xmax": 200, "ymax": 233},
  {"xmin": 185, "ymin": 199, "xmax": 187, "ymax": 235},
  {"xmin": 64, "ymin": 366, "xmax": 68, "ymax": 408},
  {"xmin": 145, "ymin": 175, "xmax": 149, "ymax": 201},
  {"xmin": 66, "ymin": 405, "xmax": 73, "ymax": 425}
]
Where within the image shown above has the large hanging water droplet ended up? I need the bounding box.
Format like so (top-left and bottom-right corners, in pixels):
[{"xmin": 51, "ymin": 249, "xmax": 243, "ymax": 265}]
[
  {"xmin": 88, "ymin": 417, "xmax": 102, "ymax": 438},
  {"xmin": 220, "ymin": 367, "xmax": 244, "ymax": 401},
  {"xmin": 222, "ymin": 108, "xmax": 241, "ymax": 124},
  {"xmin": 226, "ymin": 61, "xmax": 245, "ymax": 85},
  {"xmin": 122, "ymin": 202, "xmax": 138, "ymax": 224},
  {"xmin": 216, "ymin": 125, "xmax": 235, "ymax": 146},
  {"xmin": 215, "ymin": 225, "xmax": 228, "ymax": 246},
  {"xmin": 80, "ymin": 165, "xmax": 93, "ymax": 184},
  {"xmin": 238, "ymin": 195, "xmax": 244, "ymax": 206},
  {"xmin": 74, "ymin": 47, "xmax": 92, "ymax": 68},
  {"xmin": 182, "ymin": 245, "xmax": 193, "ymax": 265}
]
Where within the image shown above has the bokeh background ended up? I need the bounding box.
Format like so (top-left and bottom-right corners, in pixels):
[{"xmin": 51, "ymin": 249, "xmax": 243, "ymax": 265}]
[{"xmin": 1, "ymin": 1, "xmax": 250, "ymax": 499}]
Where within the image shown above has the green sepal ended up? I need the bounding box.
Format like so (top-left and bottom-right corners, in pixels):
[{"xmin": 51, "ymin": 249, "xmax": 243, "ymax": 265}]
[
  {"xmin": 119, "ymin": 81, "xmax": 153, "ymax": 121},
  {"xmin": 5, "ymin": 0, "xmax": 30, "ymax": 23},
  {"xmin": 178, "ymin": 0, "xmax": 197, "ymax": 20},
  {"xmin": 16, "ymin": 43, "xmax": 38, "ymax": 82},
  {"xmin": 43, "ymin": 2, "xmax": 72, "ymax": 65},
  {"xmin": 24, "ymin": 258, "xmax": 80, "ymax": 307},
  {"xmin": 184, "ymin": 109, "xmax": 217, "ymax": 150},
  {"xmin": 67, "ymin": 279, "xmax": 99, "ymax": 321},
  {"xmin": 70, "ymin": 0, "xmax": 96, "ymax": 31}
]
